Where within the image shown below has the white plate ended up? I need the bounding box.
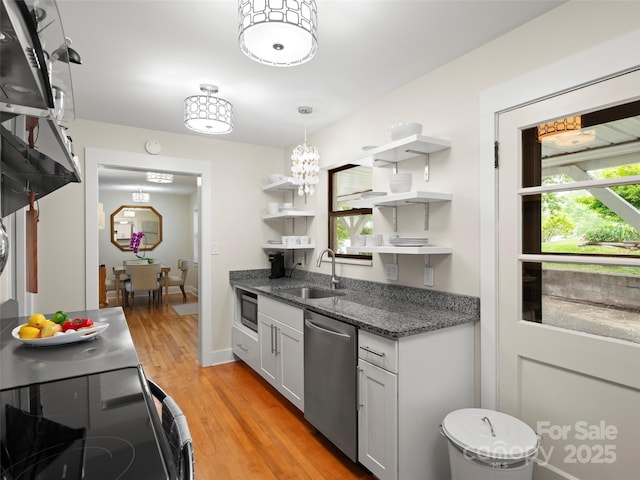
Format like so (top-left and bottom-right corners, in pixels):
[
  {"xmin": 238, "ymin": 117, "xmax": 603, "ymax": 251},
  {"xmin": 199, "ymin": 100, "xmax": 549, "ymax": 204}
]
[
  {"xmin": 361, "ymin": 192, "xmax": 387, "ymax": 199},
  {"xmin": 12, "ymin": 322, "xmax": 109, "ymax": 347},
  {"xmin": 391, "ymin": 243, "xmax": 430, "ymax": 247}
]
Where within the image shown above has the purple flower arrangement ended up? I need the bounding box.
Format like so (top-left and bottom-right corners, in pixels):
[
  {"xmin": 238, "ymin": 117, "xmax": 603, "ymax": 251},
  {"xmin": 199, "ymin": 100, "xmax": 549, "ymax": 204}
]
[{"xmin": 129, "ymin": 231, "xmax": 145, "ymax": 255}]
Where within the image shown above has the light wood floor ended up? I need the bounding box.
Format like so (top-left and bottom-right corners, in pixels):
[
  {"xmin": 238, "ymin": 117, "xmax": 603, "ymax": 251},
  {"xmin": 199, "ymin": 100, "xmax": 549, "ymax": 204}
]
[{"xmin": 116, "ymin": 293, "xmax": 377, "ymax": 479}]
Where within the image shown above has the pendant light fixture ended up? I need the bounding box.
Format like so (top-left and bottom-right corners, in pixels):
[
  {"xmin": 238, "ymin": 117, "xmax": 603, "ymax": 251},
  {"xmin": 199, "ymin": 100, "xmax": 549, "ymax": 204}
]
[
  {"xmin": 146, "ymin": 172, "xmax": 174, "ymax": 183},
  {"xmin": 537, "ymin": 115, "xmax": 596, "ymax": 146},
  {"xmin": 132, "ymin": 189, "xmax": 149, "ymax": 203},
  {"xmin": 184, "ymin": 84, "xmax": 233, "ymax": 134},
  {"xmin": 238, "ymin": 0, "xmax": 318, "ymax": 67},
  {"xmin": 291, "ymin": 106, "xmax": 320, "ymax": 196}
]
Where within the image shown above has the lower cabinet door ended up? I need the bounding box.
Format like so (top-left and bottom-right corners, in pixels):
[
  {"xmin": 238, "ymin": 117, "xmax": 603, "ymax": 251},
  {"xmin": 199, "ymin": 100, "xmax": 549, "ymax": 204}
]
[
  {"xmin": 358, "ymin": 359, "xmax": 398, "ymax": 480},
  {"xmin": 276, "ymin": 321, "xmax": 304, "ymax": 411},
  {"xmin": 258, "ymin": 313, "xmax": 278, "ymax": 387}
]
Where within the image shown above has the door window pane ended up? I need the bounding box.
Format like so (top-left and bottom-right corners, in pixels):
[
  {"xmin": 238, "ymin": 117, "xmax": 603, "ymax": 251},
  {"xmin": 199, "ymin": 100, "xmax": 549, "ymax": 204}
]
[{"xmin": 521, "ymin": 99, "xmax": 640, "ymax": 343}]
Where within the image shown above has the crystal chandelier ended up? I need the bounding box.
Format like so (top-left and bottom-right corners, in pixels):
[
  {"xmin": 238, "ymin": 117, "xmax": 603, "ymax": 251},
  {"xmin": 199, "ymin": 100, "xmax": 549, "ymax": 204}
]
[
  {"xmin": 238, "ymin": 0, "xmax": 318, "ymax": 67},
  {"xmin": 291, "ymin": 106, "xmax": 320, "ymax": 196},
  {"xmin": 184, "ymin": 84, "xmax": 233, "ymax": 134}
]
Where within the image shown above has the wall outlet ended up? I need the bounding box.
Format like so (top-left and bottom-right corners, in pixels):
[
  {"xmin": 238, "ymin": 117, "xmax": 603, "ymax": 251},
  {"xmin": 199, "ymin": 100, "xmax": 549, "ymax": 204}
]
[
  {"xmin": 424, "ymin": 267, "xmax": 434, "ymax": 286},
  {"xmin": 386, "ymin": 263, "xmax": 398, "ymax": 281}
]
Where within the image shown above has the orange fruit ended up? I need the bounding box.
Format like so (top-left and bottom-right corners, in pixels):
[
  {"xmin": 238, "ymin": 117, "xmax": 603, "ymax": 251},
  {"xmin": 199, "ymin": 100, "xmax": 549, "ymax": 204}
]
[
  {"xmin": 19, "ymin": 325, "xmax": 41, "ymax": 339},
  {"xmin": 28, "ymin": 313, "xmax": 47, "ymax": 328}
]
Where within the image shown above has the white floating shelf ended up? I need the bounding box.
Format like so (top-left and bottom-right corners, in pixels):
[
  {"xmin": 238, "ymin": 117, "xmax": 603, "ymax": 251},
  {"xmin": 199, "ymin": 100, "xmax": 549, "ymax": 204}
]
[
  {"xmin": 262, "ymin": 244, "xmax": 316, "ymax": 250},
  {"xmin": 262, "ymin": 211, "xmax": 314, "ymax": 220},
  {"xmin": 262, "ymin": 178, "xmax": 297, "ymax": 192},
  {"xmin": 353, "ymin": 134, "xmax": 451, "ymax": 167},
  {"xmin": 345, "ymin": 191, "xmax": 452, "ymax": 209},
  {"xmin": 346, "ymin": 245, "xmax": 453, "ymax": 255}
]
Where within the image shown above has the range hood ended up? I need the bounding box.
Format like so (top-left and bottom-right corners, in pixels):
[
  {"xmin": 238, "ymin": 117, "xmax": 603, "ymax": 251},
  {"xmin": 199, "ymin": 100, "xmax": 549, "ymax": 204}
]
[{"xmin": 1, "ymin": 0, "xmax": 81, "ymax": 218}]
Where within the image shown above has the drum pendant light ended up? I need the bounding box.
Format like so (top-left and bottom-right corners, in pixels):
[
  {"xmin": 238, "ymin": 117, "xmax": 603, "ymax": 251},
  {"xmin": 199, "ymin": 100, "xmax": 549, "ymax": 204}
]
[
  {"xmin": 184, "ymin": 84, "xmax": 233, "ymax": 134},
  {"xmin": 238, "ymin": 0, "xmax": 318, "ymax": 67}
]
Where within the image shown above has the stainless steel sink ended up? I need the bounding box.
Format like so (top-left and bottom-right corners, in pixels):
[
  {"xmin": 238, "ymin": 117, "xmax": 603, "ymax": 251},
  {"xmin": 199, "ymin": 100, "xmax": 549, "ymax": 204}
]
[{"xmin": 277, "ymin": 287, "xmax": 344, "ymax": 299}]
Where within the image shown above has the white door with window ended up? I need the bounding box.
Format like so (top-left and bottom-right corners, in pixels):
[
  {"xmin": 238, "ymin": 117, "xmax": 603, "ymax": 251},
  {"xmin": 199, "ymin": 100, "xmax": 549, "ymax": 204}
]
[{"xmin": 497, "ymin": 70, "xmax": 640, "ymax": 479}]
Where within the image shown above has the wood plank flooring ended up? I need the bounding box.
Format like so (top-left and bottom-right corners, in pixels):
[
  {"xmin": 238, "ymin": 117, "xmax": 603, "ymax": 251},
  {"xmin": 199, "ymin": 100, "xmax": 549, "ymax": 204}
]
[{"xmin": 116, "ymin": 293, "xmax": 377, "ymax": 479}]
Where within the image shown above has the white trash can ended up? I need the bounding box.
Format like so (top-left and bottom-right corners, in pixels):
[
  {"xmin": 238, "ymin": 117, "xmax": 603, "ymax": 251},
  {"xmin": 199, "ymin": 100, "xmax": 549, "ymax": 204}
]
[{"xmin": 440, "ymin": 408, "xmax": 540, "ymax": 480}]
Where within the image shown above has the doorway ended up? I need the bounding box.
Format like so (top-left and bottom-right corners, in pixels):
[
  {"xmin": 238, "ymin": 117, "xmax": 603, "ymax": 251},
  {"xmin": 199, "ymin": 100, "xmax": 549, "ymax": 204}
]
[{"xmin": 84, "ymin": 148, "xmax": 213, "ymax": 366}]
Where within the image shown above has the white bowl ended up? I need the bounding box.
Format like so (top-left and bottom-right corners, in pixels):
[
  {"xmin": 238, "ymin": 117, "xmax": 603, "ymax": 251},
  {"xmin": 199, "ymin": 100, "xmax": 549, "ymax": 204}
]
[
  {"xmin": 389, "ymin": 173, "xmax": 412, "ymax": 193},
  {"xmin": 389, "ymin": 122, "xmax": 423, "ymax": 141},
  {"xmin": 268, "ymin": 174, "xmax": 285, "ymax": 183}
]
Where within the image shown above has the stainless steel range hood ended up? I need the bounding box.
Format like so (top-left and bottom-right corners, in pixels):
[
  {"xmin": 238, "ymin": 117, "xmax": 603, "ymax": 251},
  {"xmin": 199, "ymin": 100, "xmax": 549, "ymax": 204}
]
[{"xmin": 1, "ymin": 0, "xmax": 81, "ymax": 218}]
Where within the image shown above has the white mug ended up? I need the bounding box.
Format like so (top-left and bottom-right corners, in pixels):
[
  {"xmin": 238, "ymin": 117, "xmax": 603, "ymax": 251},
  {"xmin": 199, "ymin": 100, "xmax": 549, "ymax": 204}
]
[{"xmin": 300, "ymin": 236, "xmax": 310, "ymax": 244}]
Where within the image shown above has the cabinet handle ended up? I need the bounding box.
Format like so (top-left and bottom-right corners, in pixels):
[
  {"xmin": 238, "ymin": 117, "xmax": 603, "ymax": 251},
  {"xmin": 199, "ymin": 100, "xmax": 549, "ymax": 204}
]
[
  {"xmin": 274, "ymin": 326, "xmax": 280, "ymax": 356},
  {"xmin": 357, "ymin": 366, "xmax": 364, "ymax": 409},
  {"xmin": 270, "ymin": 324, "xmax": 275, "ymax": 354},
  {"xmin": 236, "ymin": 343, "xmax": 248, "ymax": 352},
  {"xmin": 360, "ymin": 345, "xmax": 385, "ymax": 357}
]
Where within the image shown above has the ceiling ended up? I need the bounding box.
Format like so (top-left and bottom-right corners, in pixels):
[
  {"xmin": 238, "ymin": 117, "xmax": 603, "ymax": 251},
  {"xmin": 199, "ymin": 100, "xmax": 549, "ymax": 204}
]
[{"xmin": 60, "ymin": 1, "xmax": 564, "ymax": 195}]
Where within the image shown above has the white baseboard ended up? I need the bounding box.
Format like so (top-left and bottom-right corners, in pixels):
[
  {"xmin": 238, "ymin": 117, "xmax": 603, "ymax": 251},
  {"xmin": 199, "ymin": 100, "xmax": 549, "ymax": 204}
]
[{"xmin": 202, "ymin": 347, "xmax": 235, "ymax": 367}]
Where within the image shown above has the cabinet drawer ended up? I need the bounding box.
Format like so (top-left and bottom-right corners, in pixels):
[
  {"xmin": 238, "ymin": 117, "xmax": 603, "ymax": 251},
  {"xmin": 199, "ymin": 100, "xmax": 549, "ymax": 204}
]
[
  {"xmin": 258, "ymin": 295, "xmax": 303, "ymax": 331},
  {"xmin": 232, "ymin": 324, "xmax": 259, "ymax": 371},
  {"xmin": 358, "ymin": 330, "xmax": 398, "ymax": 373}
]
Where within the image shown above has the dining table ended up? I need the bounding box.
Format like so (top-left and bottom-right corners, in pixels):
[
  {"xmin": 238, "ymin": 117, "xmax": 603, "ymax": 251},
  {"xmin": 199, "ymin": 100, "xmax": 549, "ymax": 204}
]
[{"xmin": 113, "ymin": 263, "xmax": 171, "ymax": 306}]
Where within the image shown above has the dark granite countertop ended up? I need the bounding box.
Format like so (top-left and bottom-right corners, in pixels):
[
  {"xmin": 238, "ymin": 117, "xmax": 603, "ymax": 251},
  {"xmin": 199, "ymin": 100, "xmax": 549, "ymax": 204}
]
[{"xmin": 230, "ymin": 270, "xmax": 479, "ymax": 339}]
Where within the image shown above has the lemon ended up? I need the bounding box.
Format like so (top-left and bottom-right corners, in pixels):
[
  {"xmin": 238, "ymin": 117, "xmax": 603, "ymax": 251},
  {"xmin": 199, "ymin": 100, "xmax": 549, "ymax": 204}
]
[
  {"xmin": 19, "ymin": 325, "xmax": 41, "ymax": 339},
  {"xmin": 28, "ymin": 313, "xmax": 47, "ymax": 328},
  {"xmin": 42, "ymin": 320, "xmax": 56, "ymax": 327}
]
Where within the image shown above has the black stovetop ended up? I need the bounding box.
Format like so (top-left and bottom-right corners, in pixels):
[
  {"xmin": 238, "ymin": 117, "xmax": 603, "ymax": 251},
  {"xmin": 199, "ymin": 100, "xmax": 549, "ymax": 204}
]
[{"xmin": 1, "ymin": 367, "xmax": 172, "ymax": 480}]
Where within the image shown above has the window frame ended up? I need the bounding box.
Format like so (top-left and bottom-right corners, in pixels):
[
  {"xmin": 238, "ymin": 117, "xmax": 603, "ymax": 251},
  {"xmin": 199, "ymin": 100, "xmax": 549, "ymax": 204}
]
[{"xmin": 327, "ymin": 164, "xmax": 373, "ymax": 260}]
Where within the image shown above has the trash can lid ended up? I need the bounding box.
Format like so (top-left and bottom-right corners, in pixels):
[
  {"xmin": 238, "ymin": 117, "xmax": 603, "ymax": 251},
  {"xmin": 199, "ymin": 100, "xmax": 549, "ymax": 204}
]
[{"xmin": 442, "ymin": 408, "xmax": 538, "ymax": 461}]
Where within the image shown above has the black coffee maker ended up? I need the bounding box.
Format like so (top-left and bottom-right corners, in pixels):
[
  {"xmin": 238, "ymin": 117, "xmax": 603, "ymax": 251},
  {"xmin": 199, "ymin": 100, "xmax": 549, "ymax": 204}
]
[{"xmin": 269, "ymin": 252, "xmax": 285, "ymax": 279}]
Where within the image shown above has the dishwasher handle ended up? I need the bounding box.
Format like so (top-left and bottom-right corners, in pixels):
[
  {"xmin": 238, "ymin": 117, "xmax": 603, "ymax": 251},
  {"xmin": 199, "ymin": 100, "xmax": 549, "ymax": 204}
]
[{"xmin": 305, "ymin": 319, "xmax": 351, "ymax": 339}]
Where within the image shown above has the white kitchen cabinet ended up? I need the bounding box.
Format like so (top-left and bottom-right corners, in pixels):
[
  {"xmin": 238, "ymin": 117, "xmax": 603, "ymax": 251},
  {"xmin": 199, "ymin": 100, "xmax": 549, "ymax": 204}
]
[
  {"xmin": 358, "ymin": 323, "xmax": 474, "ymax": 480},
  {"xmin": 358, "ymin": 358, "xmax": 398, "ymax": 480},
  {"xmin": 232, "ymin": 324, "xmax": 259, "ymax": 371},
  {"xmin": 257, "ymin": 296, "xmax": 304, "ymax": 411}
]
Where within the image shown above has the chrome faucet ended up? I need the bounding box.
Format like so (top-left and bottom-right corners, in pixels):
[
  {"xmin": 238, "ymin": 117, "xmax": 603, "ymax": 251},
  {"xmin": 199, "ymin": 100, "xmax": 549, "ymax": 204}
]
[{"xmin": 317, "ymin": 248, "xmax": 339, "ymax": 289}]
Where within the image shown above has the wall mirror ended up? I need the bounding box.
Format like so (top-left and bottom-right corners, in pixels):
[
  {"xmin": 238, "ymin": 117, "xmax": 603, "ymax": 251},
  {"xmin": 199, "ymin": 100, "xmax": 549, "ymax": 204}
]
[{"xmin": 110, "ymin": 205, "xmax": 162, "ymax": 251}]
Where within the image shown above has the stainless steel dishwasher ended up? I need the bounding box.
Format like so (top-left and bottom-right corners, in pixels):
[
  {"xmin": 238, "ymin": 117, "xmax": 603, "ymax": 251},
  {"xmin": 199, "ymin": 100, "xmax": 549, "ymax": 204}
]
[{"xmin": 304, "ymin": 310, "xmax": 358, "ymax": 462}]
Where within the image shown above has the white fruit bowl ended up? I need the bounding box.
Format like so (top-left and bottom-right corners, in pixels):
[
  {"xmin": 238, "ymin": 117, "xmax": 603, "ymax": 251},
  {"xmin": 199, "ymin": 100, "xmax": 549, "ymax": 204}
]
[
  {"xmin": 267, "ymin": 174, "xmax": 285, "ymax": 183},
  {"xmin": 389, "ymin": 122, "xmax": 423, "ymax": 141},
  {"xmin": 389, "ymin": 173, "xmax": 412, "ymax": 193}
]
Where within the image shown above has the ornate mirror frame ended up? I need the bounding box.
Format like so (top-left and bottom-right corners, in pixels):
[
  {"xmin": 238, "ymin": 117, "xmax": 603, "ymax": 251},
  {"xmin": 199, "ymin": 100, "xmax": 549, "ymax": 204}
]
[{"xmin": 110, "ymin": 205, "xmax": 163, "ymax": 251}]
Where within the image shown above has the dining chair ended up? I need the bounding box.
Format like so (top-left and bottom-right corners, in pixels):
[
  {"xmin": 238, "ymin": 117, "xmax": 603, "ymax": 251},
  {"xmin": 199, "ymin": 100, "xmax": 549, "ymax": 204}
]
[
  {"xmin": 166, "ymin": 259, "xmax": 190, "ymax": 303},
  {"xmin": 124, "ymin": 263, "xmax": 161, "ymax": 308},
  {"xmin": 148, "ymin": 379, "xmax": 195, "ymax": 480}
]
